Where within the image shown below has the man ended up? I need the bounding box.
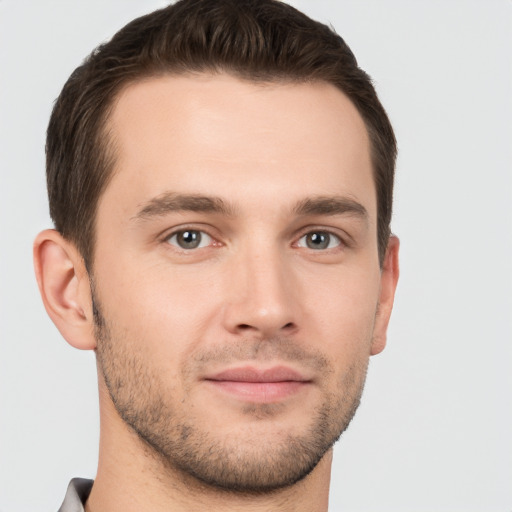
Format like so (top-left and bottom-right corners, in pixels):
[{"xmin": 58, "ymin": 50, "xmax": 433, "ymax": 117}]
[{"xmin": 33, "ymin": 0, "xmax": 399, "ymax": 510}]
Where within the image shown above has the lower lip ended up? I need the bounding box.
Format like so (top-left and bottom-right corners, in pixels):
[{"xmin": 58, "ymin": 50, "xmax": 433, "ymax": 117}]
[{"xmin": 205, "ymin": 380, "xmax": 308, "ymax": 402}]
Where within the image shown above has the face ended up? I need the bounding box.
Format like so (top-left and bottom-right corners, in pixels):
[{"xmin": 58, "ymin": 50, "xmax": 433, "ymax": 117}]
[{"xmin": 92, "ymin": 73, "xmax": 392, "ymax": 491}]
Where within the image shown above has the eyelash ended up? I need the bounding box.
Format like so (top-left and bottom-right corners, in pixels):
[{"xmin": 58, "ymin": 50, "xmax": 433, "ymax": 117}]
[
  {"xmin": 163, "ymin": 227, "xmax": 217, "ymax": 251},
  {"xmin": 295, "ymin": 231, "xmax": 343, "ymax": 251},
  {"xmin": 162, "ymin": 227, "xmax": 348, "ymax": 252}
]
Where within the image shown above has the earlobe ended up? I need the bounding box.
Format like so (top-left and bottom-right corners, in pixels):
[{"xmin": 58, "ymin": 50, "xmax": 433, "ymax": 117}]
[
  {"xmin": 33, "ymin": 229, "xmax": 97, "ymax": 350},
  {"xmin": 370, "ymin": 235, "xmax": 400, "ymax": 356}
]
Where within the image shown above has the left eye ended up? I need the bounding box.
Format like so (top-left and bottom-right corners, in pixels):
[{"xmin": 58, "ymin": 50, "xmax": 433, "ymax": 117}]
[
  {"xmin": 166, "ymin": 230, "xmax": 212, "ymax": 250},
  {"xmin": 297, "ymin": 231, "xmax": 341, "ymax": 250}
]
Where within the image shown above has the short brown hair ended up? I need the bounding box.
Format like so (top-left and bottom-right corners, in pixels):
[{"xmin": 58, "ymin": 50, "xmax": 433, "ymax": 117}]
[{"xmin": 46, "ymin": 0, "xmax": 396, "ymax": 269}]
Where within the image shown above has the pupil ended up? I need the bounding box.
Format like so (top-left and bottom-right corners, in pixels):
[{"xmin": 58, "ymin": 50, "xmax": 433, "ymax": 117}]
[
  {"xmin": 307, "ymin": 232, "xmax": 329, "ymax": 250},
  {"xmin": 178, "ymin": 230, "xmax": 201, "ymax": 248}
]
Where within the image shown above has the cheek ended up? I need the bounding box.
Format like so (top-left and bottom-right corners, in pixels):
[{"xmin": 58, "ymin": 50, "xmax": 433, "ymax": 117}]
[
  {"xmin": 95, "ymin": 237, "xmax": 382, "ymax": 369},
  {"xmin": 301, "ymin": 265, "xmax": 381, "ymax": 355},
  {"xmin": 95, "ymin": 257, "xmax": 220, "ymax": 363}
]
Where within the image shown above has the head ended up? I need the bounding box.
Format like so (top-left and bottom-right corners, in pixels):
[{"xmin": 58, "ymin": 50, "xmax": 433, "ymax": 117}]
[
  {"xmin": 36, "ymin": 0, "xmax": 399, "ymax": 496},
  {"xmin": 46, "ymin": 0, "xmax": 396, "ymax": 271}
]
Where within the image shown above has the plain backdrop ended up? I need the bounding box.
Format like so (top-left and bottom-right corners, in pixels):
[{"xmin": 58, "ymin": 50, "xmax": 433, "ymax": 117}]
[{"xmin": 0, "ymin": 1, "xmax": 511, "ymax": 511}]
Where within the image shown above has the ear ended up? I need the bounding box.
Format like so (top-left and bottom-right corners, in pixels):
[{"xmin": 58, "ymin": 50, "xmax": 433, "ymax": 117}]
[
  {"xmin": 33, "ymin": 229, "xmax": 96, "ymax": 350},
  {"xmin": 370, "ymin": 235, "xmax": 400, "ymax": 355}
]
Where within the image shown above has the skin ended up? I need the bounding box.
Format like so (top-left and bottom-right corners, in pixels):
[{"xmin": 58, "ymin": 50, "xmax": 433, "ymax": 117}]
[{"xmin": 34, "ymin": 73, "xmax": 399, "ymax": 512}]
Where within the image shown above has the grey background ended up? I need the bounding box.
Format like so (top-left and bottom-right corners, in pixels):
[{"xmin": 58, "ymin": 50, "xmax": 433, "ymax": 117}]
[{"xmin": 1, "ymin": 1, "xmax": 511, "ymax": 510}]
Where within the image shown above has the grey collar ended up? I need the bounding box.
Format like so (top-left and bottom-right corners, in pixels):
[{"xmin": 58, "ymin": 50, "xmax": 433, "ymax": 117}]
[{"xmin": 58, "ymin": 478, "xmax": 93, "ymax": 512}]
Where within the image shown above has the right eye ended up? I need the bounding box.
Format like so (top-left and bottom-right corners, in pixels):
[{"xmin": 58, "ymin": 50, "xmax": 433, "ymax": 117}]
[{"xmin": 165, "ymin": 230, "xmax": 213, "ymax": 250}]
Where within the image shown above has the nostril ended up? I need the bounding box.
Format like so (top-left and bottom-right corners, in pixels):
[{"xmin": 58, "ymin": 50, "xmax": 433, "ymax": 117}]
[
  {"xmin": 236, "ymin": 322, "xmax": 295, "ymax": 333},
  {"xmin": 281, "ymin": 322, "xmax": 298, "ymax": 334}
]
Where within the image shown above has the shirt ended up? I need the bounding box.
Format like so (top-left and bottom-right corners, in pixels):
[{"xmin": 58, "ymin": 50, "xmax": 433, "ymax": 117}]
[{"xmin": 58, "ymin": 478, "xmax": 93, "ymax": 512}]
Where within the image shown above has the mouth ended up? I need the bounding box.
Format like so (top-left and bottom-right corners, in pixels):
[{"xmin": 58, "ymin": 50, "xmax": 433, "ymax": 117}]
[{"xmin": 204, "ymin": 366, "xmax": 312, "ymax": 403}]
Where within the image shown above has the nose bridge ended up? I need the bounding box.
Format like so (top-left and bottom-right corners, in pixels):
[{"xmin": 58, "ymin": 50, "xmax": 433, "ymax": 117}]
[{"xmin": 223, "ymin": 237, "xmax": 299, "ymax": 336}]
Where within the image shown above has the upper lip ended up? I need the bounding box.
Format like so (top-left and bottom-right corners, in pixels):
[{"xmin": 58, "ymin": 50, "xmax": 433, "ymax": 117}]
[{"xmin": 205, "ymin": 366, "xmax": 311, "ymax": 383}]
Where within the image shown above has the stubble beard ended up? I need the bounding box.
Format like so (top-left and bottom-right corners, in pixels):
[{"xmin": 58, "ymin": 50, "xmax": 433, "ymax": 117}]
[{"xmin": 93, "ymin": 295, "xmax": 370, "ymax": 494}]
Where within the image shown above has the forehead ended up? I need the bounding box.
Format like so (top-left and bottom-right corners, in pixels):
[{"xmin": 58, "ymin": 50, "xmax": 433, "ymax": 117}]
[{"xmin": 101, "ymin": 73, "xmax": 375, "ymax": 221}]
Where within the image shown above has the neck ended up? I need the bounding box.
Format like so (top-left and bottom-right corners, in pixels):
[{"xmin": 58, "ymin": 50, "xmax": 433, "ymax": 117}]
[{"xmin": 86, "ymin": 379, "xmax": 332, "ymax": 512}]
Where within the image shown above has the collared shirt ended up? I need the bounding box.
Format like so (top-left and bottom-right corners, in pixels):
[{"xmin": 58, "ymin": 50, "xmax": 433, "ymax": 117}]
[{"xmin": 58, "ymin": 478, "xmax": 93, "ymax": 512}]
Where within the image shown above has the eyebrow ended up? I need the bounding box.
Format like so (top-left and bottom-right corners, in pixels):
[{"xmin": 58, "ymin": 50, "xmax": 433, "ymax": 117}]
[
  {"xmin": 132, "ymin": 192, "xmax": 368, "ymax": 223},
  {"xmin": 133, "ymin": 192, "xmax": 236, "ymax": 221},
  {"xmin": 293, "ymin": 196, "xmax": 368, "ymax": 222}
]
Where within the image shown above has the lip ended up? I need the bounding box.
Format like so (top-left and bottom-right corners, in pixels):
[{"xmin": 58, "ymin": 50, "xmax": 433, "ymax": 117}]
[{"xmin": 204, "ymin": 366, "xmax": 312, "ymax": 403}]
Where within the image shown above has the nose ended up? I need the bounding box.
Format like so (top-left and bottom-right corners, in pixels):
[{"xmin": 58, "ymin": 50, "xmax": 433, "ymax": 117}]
[{"xmin": 221, "ymin": 246, "xmax": 300, "ymax": 338}]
